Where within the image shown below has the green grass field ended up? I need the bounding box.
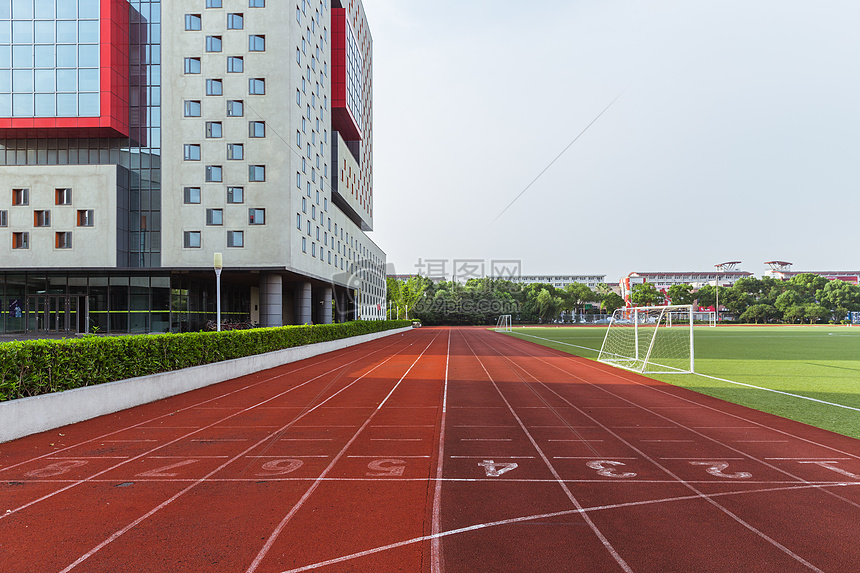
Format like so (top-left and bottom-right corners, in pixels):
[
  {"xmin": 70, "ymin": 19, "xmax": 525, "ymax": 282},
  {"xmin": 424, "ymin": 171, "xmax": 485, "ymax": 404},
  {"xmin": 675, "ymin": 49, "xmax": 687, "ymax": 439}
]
[{"xmin": 504, "ymin": 325, "xmax": 860, "ymax": 440}]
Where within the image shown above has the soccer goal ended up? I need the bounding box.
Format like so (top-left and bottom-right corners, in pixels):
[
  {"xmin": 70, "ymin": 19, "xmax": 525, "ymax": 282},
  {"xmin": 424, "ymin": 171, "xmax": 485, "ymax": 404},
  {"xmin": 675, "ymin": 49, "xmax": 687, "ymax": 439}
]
[
  {"xmin": 495, "ymin": 314, "xmax": 512, "ymax": 332},
  {"xmin": 598, "ymin": 305, "xmax": 694, "ymax": 374}
]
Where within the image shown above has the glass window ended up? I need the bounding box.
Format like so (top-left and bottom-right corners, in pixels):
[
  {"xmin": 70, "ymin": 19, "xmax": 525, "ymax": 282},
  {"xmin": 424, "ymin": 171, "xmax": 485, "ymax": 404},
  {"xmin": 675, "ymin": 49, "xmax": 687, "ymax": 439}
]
[
  {"xmin": 34, "ymin": 0, "xmax": 54, "ymax": 19},
  {"xmin": 12, "ymin": 20, "xmax": 33, "ymax": 43},
  {"xmin": 206, "ymin": 35, "xmax": 222, "ymax": 52},
  {"xmin": 248, "ymin": 78, "xmax": 265, "ymax": 95},
  {"xmin": 206, "ymin": 78, "xmax": 223, "ymax": 96},
  {"xmin": 12, "ymin": 69, "xmax": 33, "ymax": 91},
  {"xmin": 12, "ymin": 232, "xmax": 29, "ymax": 249},
  {"xmin": 34, "ymin": 210, "xmax": 51, "ymax": 227},
  {"xmin": 184, "ymin": 231, "xmax": 202, "ymax": 248},
  {"xmin": 227, "ymin": 13, "xmax": 243, "ymax": 29},
  {"xmin": 34, "ymin": 93, "xmax": 55, "ymax": 116},
  {"xmin": 249, "ymin": 34, "xmax": 265, "ymax": 51},
  {"xmin": 249, "ymin": 121, "xmax": 265, "ymax": 138},
  {"xmin": 206, "ymin": 121, "xmax": 222, "ymax": 138},
  {"xmin": 55, "ymin": 188, "xmax": 72, "ymax": 205},
  {"xmin": 227, "ymin": 56, "xmax": 243, "ymax": 73},
  {"xmin": 34, "ymin": 20, "xmax": 54, "ymax": 43},
  {"xmin": 0, "ymin": 210, "xmax": 6, "ymax": 227},
  {"xmin": 249, "ymin": 165, "xmax": 265, "ymax": 182},
  {"xmin": 78, "ymin": 93, "xmax": 98, "ymax": 116},
  {"xmin": 77, "ymin": 209, "xmax": 95, "ymax": 227},
  {"xmin": 185, "ymin": 14, "xmax": 202, "ymax": 31},
  {"xmin": 226, "ymin": 99, "xmax": 243, "ymax": 116},
  {"xmin": 79, "ymin": 0, "xmax": 99, "ymax": 19},
  {"xmin": 184, "ymin": 100, "xmax": 201, "ymax": 117},
  {"xmin": 79, "ymin": 68, "xmax": 99, "ymax": 91},
  {"xmin": 227, "ymin": 186, "xmax": 244, "ymax": 203},
  {"xmin": 249, "ymin": 208, "xmax": 265, "ymax": 225},
  {"xmin": 227, "ymin": 143, "xmax": 243, "ymax": 160},
  {"xmin": 56, "ymin": 232, "xmax": 72, "ymax": 249},
  {"xmin": 205, "ymin": 165, "xmax": 222, "ymax": 182},
  {"xmin": 56, "ymin": 44, "xmax": 76, "ymax": 67},
  {"xmin": 185, "ymin": 57, "xmax": 201, "ymax": 74},
  {"xmin": 207, "ymin": 0, "xmax": 222, "ymax": 7},
  {"xmin": 56, "ymin": 69, "xmax": 76, "ymax": 91},
  {"xmin": 227, "ymin": 230, "xmax": 244, "ymax": 247},
  {"xmin": 56, "ymin": 93, "xmax": 76, "ymax": 115},
  {"xmin": 184, "ymin": 144, "xmax": 201, "ymax": 161},
  {"xmin": 206, "ymin": 208, "xmax": 223, "ymax": 225},
  {"xmin": 79, "ymin": 44, "xmax": 98, "ymax": 66},
  {"xmin": 250, "ymin": 0, "xmax": 265, "ymax": 7},
  {"xmin": 183, "ymin": 187, "xmax": 201, "ymax": 204},
  {"xmin": 34, "ymin": 45, "xmax": 54, "ymax": 67},
  {"xmin": 79, "ymin": 20, "xmax": 99, "ymax": 43}
]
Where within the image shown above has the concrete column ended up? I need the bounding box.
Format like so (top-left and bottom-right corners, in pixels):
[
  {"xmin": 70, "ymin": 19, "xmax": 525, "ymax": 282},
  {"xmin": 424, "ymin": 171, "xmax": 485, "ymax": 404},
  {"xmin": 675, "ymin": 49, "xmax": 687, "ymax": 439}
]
[
  {"xmin": 259, "ymin": 274, "xmax": 283, "ymax": 327},
  {"xmin": 321, "ymin": 287, "xmax": 333, "ymax": 324},
  {"xmin": 295, "ymin": 282, "xmax": 312, "ymax": 324},
  {"xmin": 336, "ymin": 291, "xmax": 348, "ymax": 323}
]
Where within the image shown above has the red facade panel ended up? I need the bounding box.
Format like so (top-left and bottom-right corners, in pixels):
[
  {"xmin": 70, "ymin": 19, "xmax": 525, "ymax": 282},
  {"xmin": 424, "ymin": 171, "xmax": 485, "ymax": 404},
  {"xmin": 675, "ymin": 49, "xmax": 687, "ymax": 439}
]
[{"xmin": 0, "ymin": 0, "xmax": 130, "ymax": 139}]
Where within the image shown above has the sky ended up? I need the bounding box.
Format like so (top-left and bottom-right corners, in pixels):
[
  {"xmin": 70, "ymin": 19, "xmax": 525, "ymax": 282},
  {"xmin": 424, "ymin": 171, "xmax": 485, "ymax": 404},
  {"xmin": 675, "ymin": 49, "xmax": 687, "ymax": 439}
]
[{"xmin": 362, "ymin": 0, "xmax": 860, "ymax": 284}]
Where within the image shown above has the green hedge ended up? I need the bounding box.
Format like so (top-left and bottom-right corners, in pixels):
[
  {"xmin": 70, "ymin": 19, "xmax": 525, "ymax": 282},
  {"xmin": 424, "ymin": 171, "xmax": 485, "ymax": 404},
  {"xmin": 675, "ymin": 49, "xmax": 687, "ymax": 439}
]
[{"xmin": 0, "ymin": 320, "xmax": 411, "ymax": 402}]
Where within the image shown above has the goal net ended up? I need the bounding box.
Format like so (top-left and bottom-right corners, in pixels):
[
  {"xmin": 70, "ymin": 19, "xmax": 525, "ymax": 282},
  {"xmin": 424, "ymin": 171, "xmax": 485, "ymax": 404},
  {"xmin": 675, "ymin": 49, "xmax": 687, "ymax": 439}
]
[
  {"xmin": 598, "ymin": 305, "xmax": 694, "ymax": 374},
  {"xmin": 495, "ymin": 314, "xmax": 512, "ymax": 332}
]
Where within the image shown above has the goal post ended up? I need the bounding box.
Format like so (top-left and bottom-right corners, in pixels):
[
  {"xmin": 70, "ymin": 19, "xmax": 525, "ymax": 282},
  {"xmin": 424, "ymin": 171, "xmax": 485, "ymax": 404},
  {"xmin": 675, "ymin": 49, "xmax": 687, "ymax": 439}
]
[
  {"xmin": 495, "ymin": 314, "xmax": 512, "ymax": 332},
  {"xmin": 598, "ymin": 305, "xmax": 694, "ymax": 374}
]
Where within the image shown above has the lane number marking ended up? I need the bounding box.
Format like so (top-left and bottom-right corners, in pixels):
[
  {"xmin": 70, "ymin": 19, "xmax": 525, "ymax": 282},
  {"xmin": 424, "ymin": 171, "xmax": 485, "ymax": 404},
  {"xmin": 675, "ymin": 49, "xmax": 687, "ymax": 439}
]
[
  {"xmin": 25, "ymin": 460, "xmax": 89, "ymax": 478},
  {"xmin": 586, "ymin": 460, "xmax": 637, "ymax": 478},
  {"xmin": 136, "ymin": 459, "xmax": 199, "ymax": 477},
  {"xmin": 689, "ymin": 461, "xmax": 752, "ymax": 479},
  {"xmin": 258, "ymin": 459, "xmax": 305, "ymax": 476},
  {"xmin": 478, "ymin": 460, "xmax": 518, "ymax": 477},
  {"xmin": 366, "ymin": 459, "xmax": 406, "ymax": 477},
  {"xmin": 798, "ymin": 461, "xmax": 860, "ymax": 480}
]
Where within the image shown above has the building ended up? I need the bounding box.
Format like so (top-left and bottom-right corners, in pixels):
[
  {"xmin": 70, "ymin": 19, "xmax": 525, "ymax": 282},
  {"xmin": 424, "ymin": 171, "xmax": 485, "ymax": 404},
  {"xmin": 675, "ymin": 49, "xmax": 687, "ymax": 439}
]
[
  {"xmin": 509, "ymin": 275, "xmax": 607, "ymax": 290},
  {"xmin": 0, "ymin": 0, "xmax": 385, "ymax": 335},
  {"xmin": 764, "ymin": 262, "xmax": 860, "ymax": 285},
  {"xmin": 620, "ymin": 270, "xmax": 753, "ymax": 302}
]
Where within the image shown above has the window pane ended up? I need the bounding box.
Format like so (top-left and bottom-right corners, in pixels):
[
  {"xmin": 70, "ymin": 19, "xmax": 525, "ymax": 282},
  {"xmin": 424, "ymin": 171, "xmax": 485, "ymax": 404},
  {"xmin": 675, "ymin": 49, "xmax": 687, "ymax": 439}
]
[
  {"xmin": 185, "ymin": 14, "xmax": 201, "ymax": 31},
  {"xmin": 227, "ymin": 13, "xmax": 243, "ymax": 29},
  {"xmin": 56, "ymin": 68, "xmax": 76, "ymax": 91},
  {"xmin": 79, "ymin": 68, "xmax": 99, "ymax": 92},
  {"xmin": 57, "ymin": 44, "xmax": 77, "ymax": 67},
  {"xmin": 249, "ymin": 121, "xmax": 265, "ymax": 137},
  {"xmin": 79, "ymin": 44, "xmax": 98, "ymax": 66},
  {"xmin": 56, "ymin": 93, "xmax": 76, "ymax": 115},
  {"xmin": 249, "ymin": 35, "xmax": 265, "ymax": 51},
  {"xmin": 227, "ymin": 186, "xmax": 244, "ymax": 203},
  {"xmin": 34, "ymin": 45, "xmax": 54, "ymax": 67},
  {"xmin": 34, "ymin": 20, "xmax": 54, "ymax": 43},
  {"xmin": 34, "ymin": 93, "xmax": 55, "ymax": 116},
  {"xmin": 185, "ymin": 57, "xmax": 201, "ymax": 74},
  {"xmin": 206, "ymin": 121, "xmax": 222, "ymax": 138},
  {"xmin": 12, "ymin": 45, "xmax": 32, "ymax": 67},
  {"xmin": 57, "ymin": 20, "xmax": 76, "ymax": 42}
]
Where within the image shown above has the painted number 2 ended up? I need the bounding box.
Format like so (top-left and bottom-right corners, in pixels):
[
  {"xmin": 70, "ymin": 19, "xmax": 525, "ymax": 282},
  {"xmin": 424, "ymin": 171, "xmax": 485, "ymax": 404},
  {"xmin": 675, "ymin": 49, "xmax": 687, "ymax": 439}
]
[{"xmin": 690, "ymin": 461, "xmax": 752, "ymax": 479}]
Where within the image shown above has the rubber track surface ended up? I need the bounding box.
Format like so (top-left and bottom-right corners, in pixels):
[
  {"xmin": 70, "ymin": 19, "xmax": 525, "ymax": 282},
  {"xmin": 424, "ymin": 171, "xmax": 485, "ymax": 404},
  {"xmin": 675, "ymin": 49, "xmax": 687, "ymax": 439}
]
[{"xmin": 1, "ymin": 327, "xmax": 858, "ymax": 572}]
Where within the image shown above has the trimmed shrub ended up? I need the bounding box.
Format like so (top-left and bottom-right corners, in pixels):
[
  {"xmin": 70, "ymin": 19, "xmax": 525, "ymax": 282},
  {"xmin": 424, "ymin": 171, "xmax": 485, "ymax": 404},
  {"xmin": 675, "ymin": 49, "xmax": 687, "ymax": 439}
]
[{"xmin": 0, "ymin": 321, "xmax": 411, "ymax": 402}]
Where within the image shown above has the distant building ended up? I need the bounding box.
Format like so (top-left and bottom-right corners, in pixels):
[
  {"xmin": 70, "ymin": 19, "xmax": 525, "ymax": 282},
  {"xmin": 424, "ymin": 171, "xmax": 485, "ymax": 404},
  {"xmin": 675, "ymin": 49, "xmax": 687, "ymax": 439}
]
[
  {"xmin": 764, "ymin": 262, "xmax": 860, "ymax": 285},
  {"xmin": 620, "ymin": 270, "xmax": 753, "ymax": 302},
  {"xmin": 509, "ymin": 275, "xmax": 607, "ymax": 290}
]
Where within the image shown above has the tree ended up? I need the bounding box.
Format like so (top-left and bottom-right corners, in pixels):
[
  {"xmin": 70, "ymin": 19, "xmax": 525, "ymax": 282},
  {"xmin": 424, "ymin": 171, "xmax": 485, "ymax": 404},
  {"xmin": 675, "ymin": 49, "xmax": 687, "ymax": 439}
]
[
  {"xmin": 600, "ymin": 292, "xmax": 625, "ymax": 315},
  {"xmin": 562, "ymin": 283, "xmax": 595, "ymax": 314},
  {"xmin": 818, "ymin": 280, "xmax": 860, "ymax": 321},
  {"xmin": 630, "ymin": 283, "xmax": 665, "ymax": 306},
  {"xmin": 536, "ymin": 288, "xmax": 565, "ymax": 323},
  {"xmin": 739, "ymin": 304, "xmax": 777, "ymax": 324},
  {"xmin": 666, "ymin": 284, "xmax": 695, "ymax": 306}
]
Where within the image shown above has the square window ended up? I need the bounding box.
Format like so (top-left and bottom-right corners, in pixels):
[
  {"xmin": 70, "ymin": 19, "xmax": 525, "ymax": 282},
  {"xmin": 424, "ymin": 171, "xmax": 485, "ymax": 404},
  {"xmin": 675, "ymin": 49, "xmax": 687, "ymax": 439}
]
[
  {"xmin": 227, "ymin": 13, "xmax": 244, "ymax": 29},
  {"xmin": 184, "ymin": 187, "xmax": 202, "ymax": 204},
  {"xmin": 185, "ymin": 14, "xmax": 202, "ymax": 31},
  {"xmin": 227, "ymin": 186, "xmax": 244, "ymax": 204},
  {"xmin": 227, "ymin": 230, "xmax": 244, "ymax": 248},
  {"xmin": 205, "ymin": 165, "xmax": 223, "ymax": 182},
  {"xmin": 249, "ymin": 78, "xmax": 265, "ymax": 95},
  {"xmin": 249, "ymin": 34, "xmax": 265, "ymax": 52},
  {"xmin": 184, "ymin": 144, "xmax": 201, "ymax": 161},
  {"xmin": 206, "ymin": 121, "xmax": 222, "ymax": 138},
  {"xmin": 249, "ymin": 121, "xmax": 265, "ymax": 138},
  {"xmin": 227, "ymin": 100, "xmax": 244, "ymax": 117},
  {"xmin": 184, "ymin": 231, "xmax": 202, "ymax": 248},
  {"xmin": 184, "ymin": 57, "xmax": 201, "ymax": 74},
  {"xmin": 77, "ymin": 209, "xmax": 95, "ymax": 227},
  {"xmin": 249, "ymin": 165, "xmax": 265, "ymax": 182},
  {"xmin": 55, "ymin": 188, "xmax": 72, "ymax": 205},
  {"xmin": 206, "ymin": 78, "xmax": 223, "ymax": 96},
  {"xmin": 34, "ymin": 210, "xmax": 51, "ymax": 227},
  {"xmin": 249, "ymin": 208, "xmax": 265, "ymax": 225},
  {"xmin": 12, "ymin": 188, "xmax": 29, "ymax": 206},
  {"xmin": 206, "ymin": 35, "xmax": 222, "ymax": 52},
  {"xmin": 56, "ymin": 232, "xmax": 72, "ymax": 249},
  {"xmin": 12, "ymin": 232, "xmax": 29, "ymax": 249},
  {"xmin": 227, "ymin": 143, "xmax": 244, "ymax": 160},
  {"xmin": 206, "ymin": 208, "xmax": 223, "ymax": 226},
  {"xmin": 207, "ymin": 0, "xmax": 222, "ymax": 7},
  {"xmin": 184, "ymin": 100, "xmax": 201, "ymax": 117},
  {"xmin": 227, "ymin": 56, "xmax": 244, "ymax": 73}
]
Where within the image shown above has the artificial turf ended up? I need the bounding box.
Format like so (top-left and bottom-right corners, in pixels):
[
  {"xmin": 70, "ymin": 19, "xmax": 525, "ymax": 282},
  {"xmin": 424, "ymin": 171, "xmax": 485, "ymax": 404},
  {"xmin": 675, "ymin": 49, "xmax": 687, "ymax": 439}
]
[{"xmin": 503, "ymin": 325, "xmax": 860, "ymax": 440}]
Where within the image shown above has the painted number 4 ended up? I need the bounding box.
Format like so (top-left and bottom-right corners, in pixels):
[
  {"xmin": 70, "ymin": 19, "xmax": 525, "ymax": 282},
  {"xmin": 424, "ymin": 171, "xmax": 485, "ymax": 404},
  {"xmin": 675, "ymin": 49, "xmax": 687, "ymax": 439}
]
[{"xmin": 478, "ymin": 460, "xmax": 518, "ymax": 477}]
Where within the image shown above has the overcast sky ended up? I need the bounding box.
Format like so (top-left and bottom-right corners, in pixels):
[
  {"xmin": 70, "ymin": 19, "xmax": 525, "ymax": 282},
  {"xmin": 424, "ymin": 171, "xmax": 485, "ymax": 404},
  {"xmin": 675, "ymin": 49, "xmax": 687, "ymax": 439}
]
[{"xmin": 363, "ymin": 0, "xmax": 860, "ymax": 283}]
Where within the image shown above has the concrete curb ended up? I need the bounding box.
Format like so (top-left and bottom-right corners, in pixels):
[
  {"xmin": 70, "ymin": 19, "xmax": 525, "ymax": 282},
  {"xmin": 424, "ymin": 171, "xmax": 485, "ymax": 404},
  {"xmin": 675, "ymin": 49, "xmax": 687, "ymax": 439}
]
[{"xmin": 0, "ymin": 326, "xmax": 413, "ymax": 443}]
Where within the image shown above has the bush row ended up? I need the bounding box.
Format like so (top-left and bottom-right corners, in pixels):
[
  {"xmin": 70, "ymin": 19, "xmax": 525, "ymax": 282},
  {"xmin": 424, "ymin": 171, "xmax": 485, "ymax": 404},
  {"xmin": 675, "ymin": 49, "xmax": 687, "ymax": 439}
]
[{"xmin": 0, "ymin": 320, "xmax": 411, "ymax": 402}]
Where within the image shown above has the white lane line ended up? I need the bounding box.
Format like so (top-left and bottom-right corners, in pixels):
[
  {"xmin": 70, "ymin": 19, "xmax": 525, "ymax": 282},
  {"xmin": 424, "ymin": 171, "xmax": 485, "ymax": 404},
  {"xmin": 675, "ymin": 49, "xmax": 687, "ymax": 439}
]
[
  {"xmin": 453, "ymin": 425, "xmax": 517, "ymax": 428},
  {"xmin": 555, "ymin": 457, "xmax": 637, "ymax": 460},
  {"xmin": 191, "ymin": 439, "xmax": 249, "ymax": 442},
  {"xmin": 246, "ymin": 330, "xmax": 443, "ymax": 573},
  {"xmin": 450, "ymin": 456, "xmax": 535, "ymax": 459},
  {"xmin": 460, "ymin": 439, "xmax": 512, "ymax": 442},
  {"xmin": 101, "ymin": 440, "xmax": 158, "ymax": 443},
  {"xmin": 548, "ymin": 439, "xmax": 604, "ymax": 442},
  {"xmin": 279, "ymin": 439, "xmax": 334, "ymax": 442},
  {"xmin": 347, "ymin": 455, "xmax": 431, "ymax": 459},
  {"xmin": 47, "ymin": 457, "xmax": 131, "ymax": 460},
  {"xmin": 736, "ymin": 440, "xmax": 789, "ymax": 443},
  {"xmin": 641, "ymin": 440, "xmax": 695, "ymax": 443},
  {"xmin": 370, "ymin": 438, "xmax": 423, "ymax": 441},
  {"xmin": 247, "ymin": 455, "xmax": 330, "ymax": 458},
  {"xmin": 694, "ymin": 372, "xmax": 860, "ymax": 413},
  {"xmin": 278, "ymin": 480, "xmax": 857, "ymax": 573},
  {"xmin": 431, "ymin": 328, "xmax": 451, "ymax": 573}
]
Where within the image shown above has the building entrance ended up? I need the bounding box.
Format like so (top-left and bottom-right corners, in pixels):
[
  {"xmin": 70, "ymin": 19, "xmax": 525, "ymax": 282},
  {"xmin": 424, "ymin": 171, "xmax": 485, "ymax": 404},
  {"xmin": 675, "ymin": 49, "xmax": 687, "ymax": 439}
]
[{"xmin": 25, "ymin": 296, "xmax": 85, "ymax": 333}]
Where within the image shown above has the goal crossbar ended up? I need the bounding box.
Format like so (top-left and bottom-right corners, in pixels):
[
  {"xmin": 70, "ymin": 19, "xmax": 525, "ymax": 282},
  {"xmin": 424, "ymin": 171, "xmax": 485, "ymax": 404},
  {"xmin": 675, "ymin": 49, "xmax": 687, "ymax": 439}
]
[
  {"xmin": 598, "ymin": 305, "xmax": 694, "ymax": 374},
  {"xmin": 495, "ymin": 314, "xmax": 512, "ymax": 332}
]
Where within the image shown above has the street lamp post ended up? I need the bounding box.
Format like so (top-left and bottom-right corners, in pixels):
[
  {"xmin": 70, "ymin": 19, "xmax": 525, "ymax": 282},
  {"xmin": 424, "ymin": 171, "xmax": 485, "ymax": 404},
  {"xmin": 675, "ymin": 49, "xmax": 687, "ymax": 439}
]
[{"xmin": 214, "ymin": 252, "xmax": 223, "ymax": 332}]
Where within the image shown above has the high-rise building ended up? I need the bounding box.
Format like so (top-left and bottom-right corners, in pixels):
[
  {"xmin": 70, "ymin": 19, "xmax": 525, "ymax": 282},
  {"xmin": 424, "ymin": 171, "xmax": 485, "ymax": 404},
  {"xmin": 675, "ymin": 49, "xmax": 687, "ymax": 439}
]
[{"xmin": 0, "ymin": 0, "xmax": 385, "ymax": 335}]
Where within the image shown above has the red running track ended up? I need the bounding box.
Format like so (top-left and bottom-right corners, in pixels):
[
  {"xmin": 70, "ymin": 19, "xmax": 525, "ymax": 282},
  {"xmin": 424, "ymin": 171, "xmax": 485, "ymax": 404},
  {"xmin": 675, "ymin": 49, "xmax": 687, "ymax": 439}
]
[{"xmin": 1, "ymin": 327, "xmax": 859, "ymax": 572}]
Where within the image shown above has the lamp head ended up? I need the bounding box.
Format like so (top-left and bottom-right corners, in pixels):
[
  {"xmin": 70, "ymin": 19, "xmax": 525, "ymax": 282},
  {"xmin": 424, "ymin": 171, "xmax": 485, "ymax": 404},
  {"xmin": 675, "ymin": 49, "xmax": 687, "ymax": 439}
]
[{"xmin": 214, "ymin": 252, "xmax": 223, "ymax": 269}]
